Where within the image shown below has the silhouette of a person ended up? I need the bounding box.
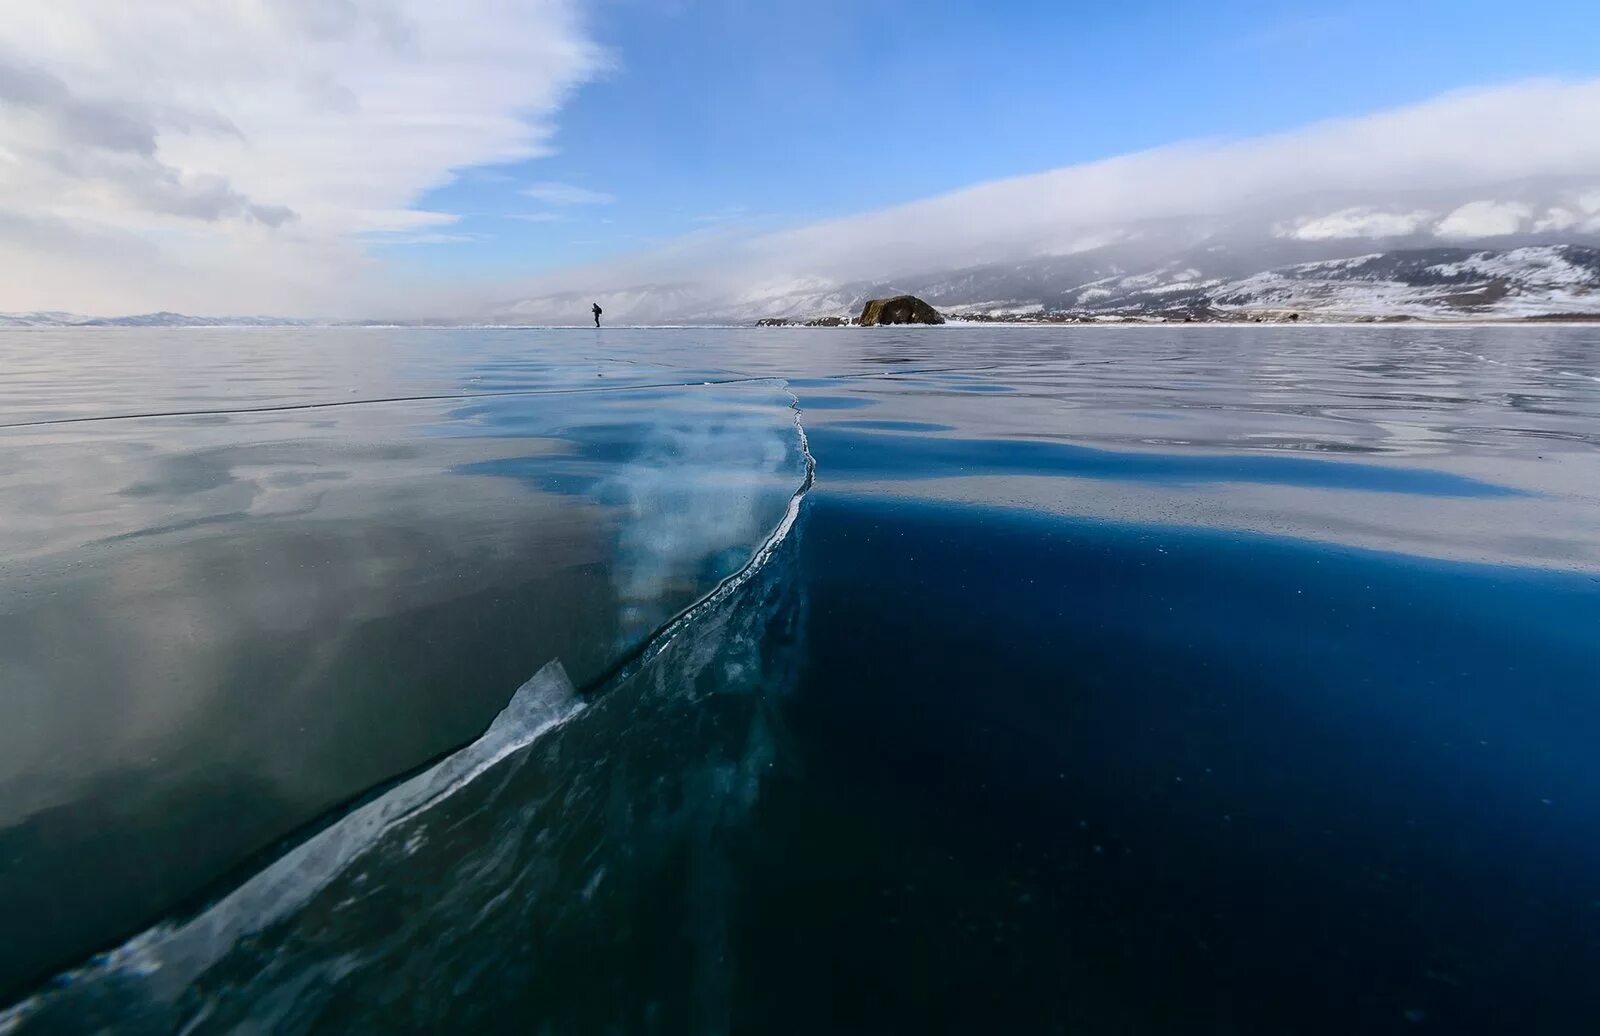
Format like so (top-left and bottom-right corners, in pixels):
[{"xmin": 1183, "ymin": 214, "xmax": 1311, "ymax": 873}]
[{"xmin": 592, "ymin": 302, "xmax": 602, "ymax": 328}]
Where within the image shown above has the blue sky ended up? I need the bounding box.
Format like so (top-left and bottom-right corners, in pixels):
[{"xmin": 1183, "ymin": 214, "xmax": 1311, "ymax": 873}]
[{"xmin": 399, "ymin": 0, "xmax": 1600, "ymax": 283}]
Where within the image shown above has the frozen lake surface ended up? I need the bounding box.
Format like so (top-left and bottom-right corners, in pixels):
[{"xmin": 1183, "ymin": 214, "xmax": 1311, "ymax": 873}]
[{"xmin": 2, "ymin": 324, "xmax": 1598, "ymax": 1033}]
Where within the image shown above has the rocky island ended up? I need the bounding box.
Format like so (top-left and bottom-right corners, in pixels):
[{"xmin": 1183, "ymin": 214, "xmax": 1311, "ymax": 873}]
[
  {"xmin": 756, "ymin": 294, "xmax": 945, "ymax": 327},
  {"xmin": 858, "ymin": 295, "xmax": 945, "ymax": 326}
]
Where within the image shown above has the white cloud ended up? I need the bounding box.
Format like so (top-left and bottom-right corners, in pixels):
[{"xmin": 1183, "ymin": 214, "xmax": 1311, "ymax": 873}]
[
  {"xmin": 496, "ymin": 79, "xmax": 1600, "ymax": 322},
  {"xmin": 365, "ymin": 231, "xmax": 485, "ymax": 246},
  {"xmin": 1278, "ymin": 207, "xmax": 1433, "ymax": 241},
  {"xmin": 521, "ymin": 181, "xmax": 615, "ymax": 205},
  {"xmin": 0, "ymin": 0, "xmax": 603, "ymax": 316},
  {"xmin": 1434, "ymin": 200, "xmax": 1533, "ymax": 239},
  {"xmin": 1534, "ymin": 207, "xmax": 1583, "ymax": 233}
]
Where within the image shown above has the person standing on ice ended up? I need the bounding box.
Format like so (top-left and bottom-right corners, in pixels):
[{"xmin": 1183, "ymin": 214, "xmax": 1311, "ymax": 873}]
[{"xmin": 592, "ymin": 302, "xmax": 602, "ymax": 327}]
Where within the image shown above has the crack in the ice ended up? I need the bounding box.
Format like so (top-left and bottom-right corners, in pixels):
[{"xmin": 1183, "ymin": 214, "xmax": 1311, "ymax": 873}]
[
  {"xmin": 0, "ymin": 388, "xmax": 819, "ymax": 1033},
  {"xmin": 574, "ymin": 382, "xmax": 815, "ymax": 698},
  {"xmin": 0, "ymin": 366, "xmax": 997, "ymax": 431}
]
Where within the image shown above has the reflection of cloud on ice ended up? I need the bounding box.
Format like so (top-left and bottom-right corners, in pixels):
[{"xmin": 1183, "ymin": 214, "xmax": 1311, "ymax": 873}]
[
  {"xmin": 0, "ymin": 419, "xmax": 606, "ymax": 824},
  {"xmin": 600, "ymin": 409, "xmax": 798, "ymax": 647}
]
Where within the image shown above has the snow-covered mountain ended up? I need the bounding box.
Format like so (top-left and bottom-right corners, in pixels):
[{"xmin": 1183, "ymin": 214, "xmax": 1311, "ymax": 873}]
[
  {"xmin": 493, "ymin": 243, "xmax": 1600, "ymax": 324},
  {"xmin": 1202, "ymin": 247, "xmax": 1600, "ymax": 319},
  {"xmin": 966, "ymin": 245, "xmax": 1600, "ymax": 321},
  {"xmin": 797, "ymin": 244, "xmax": 1600, "ymax": 323}
]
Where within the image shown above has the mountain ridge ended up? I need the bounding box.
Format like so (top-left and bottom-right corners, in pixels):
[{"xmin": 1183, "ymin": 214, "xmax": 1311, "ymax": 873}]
[
  {"xmin": 490, "ymin": 243, "xmax": 1600, "ymax": 325},
  {"xmin": 8, "ymin": 245, "xmax": 1600, "ymax": 327},
  {"xmin": 0, "ymin": 311, "xmax": 315, "ymax": 329},
  {"xmin": 745, "ymin": 244, "xmax": 1600, "ymax": 324}
]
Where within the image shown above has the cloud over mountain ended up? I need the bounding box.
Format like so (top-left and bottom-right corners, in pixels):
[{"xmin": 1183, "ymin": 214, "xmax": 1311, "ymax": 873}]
[{"xmin": 497, "ymin": 79, "xmax": 1600, "ymax": 324}]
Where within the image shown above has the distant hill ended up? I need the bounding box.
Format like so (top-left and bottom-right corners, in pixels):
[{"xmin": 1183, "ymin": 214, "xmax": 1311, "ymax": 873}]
[{"xmin": 0, "ymin": 311, "xmax": 312, "ymax": 328}]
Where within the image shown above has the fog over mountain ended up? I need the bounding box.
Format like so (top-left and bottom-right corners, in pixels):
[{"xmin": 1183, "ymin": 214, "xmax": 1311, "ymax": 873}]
[{"xmin": 490, "ymin": 80, "xmax": 1600, "ymax": 324}]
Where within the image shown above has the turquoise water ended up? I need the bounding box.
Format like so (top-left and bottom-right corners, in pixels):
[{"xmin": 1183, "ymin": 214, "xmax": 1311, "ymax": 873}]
[{"xmin": 1, "ymin": 325, "xmax": 1597, "ymax": 1032}]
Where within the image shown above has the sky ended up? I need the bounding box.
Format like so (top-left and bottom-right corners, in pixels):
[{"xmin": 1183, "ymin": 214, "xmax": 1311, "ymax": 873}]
[{"xmin": 2, "ymin": 0, "xmax": 1599, "ymax": 318}]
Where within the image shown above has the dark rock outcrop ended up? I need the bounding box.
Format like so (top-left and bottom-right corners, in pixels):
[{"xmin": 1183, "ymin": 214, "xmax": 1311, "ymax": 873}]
[
  {"xmin": 757, "ymin": 315, "xmax": 847, "ymax": 327},
  {"xmin": 859, "ymin": 295, "xmax": 944, "ymax": 326}
]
